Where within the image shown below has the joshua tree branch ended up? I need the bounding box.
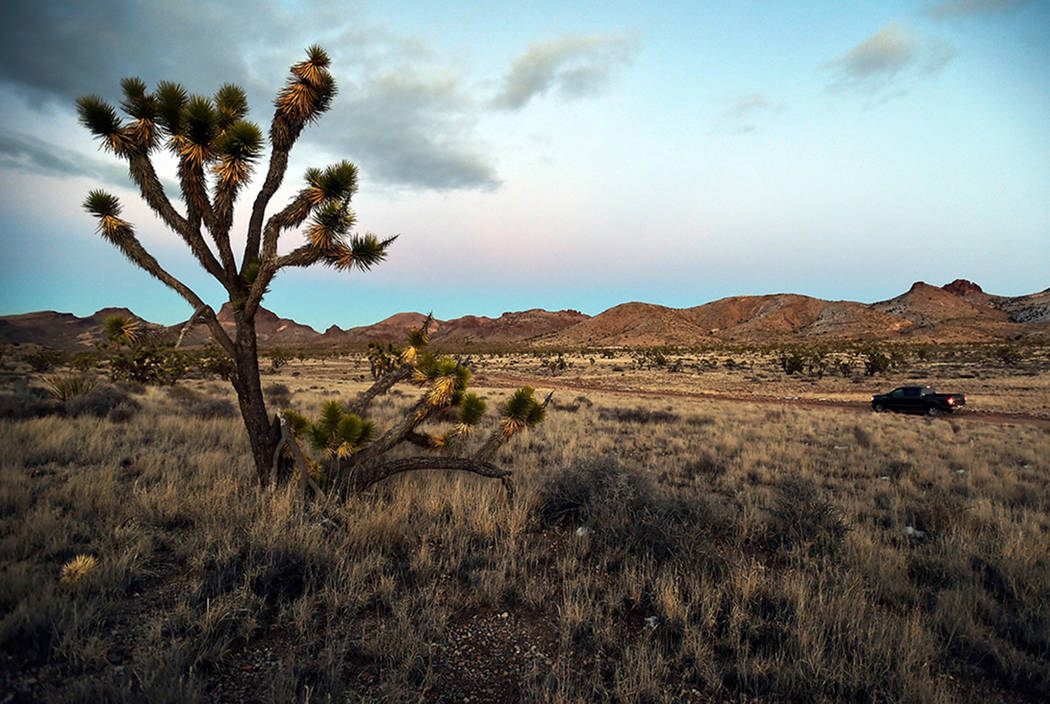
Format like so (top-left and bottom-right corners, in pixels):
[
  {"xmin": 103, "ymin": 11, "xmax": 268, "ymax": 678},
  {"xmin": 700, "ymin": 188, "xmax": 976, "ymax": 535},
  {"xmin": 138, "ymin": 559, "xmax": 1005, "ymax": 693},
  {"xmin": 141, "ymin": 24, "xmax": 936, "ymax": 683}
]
[
  {"xmin": 112, "ymin": 227, "xmax": 234, "ymax": 355},
  {"xmin": 346, "ymin": 315, "xmax": 434, "ymax": 417},
  {"xmin": 475, "ymin": 390, "xmax": 554, "ymax": 463},
  {"xmin": 348, "ymin": 398, "xmax": 447, "ymax": 470},
  {"xmin": 244, "ymin": 139, "xmax": 293, "ymax": 270},
  {"xmin": 274, "ymin": 244, "xmax": 321, "ymax": 270},
  {"xmin": 210, "ymin": 185, "xmax": 240, "ymax": 285},
  {"xmin": 126, "ymin": 153, "xmax": 225, "ymax": 282},
  {"xmin": 177, "ymin": 158, "xmax": 216, "ymax": 232},
  {"xmin": 346, "ymin": 365, "xmax": 414, "ymax": 417}
]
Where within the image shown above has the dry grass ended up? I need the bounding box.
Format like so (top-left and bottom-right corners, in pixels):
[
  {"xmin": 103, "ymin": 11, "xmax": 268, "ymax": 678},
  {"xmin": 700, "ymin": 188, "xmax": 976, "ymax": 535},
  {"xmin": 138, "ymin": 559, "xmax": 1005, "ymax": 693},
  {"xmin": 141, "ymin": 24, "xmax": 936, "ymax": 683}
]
[{"xmin": 1, "ymin": 353, "xmax": 1048, "ymax": 702}]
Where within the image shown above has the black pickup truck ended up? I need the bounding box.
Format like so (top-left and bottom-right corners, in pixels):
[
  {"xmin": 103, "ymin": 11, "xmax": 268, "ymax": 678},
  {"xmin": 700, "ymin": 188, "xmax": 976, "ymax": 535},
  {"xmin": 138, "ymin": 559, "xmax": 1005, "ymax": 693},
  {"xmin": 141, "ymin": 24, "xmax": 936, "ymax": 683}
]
[{"xmin": 871, "ymin": 386, "xmax": 966, "ymax": 416}]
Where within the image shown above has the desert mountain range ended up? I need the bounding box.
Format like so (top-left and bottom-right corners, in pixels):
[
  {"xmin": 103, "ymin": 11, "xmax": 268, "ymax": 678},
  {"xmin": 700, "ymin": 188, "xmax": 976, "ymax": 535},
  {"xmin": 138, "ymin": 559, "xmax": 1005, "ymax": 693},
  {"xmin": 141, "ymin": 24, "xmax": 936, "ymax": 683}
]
[{"xmin": 2, "ymin": 280, "xmax": 1048, "ymax": 350}]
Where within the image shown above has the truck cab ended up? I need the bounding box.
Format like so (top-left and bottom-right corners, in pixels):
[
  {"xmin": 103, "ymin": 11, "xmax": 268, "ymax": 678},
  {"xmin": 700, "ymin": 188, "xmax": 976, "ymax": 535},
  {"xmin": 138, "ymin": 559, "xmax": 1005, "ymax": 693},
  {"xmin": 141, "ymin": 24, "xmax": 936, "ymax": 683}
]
[{"xmin": 872, "ymin": 385, "xmax": 965, "ymax": 416}]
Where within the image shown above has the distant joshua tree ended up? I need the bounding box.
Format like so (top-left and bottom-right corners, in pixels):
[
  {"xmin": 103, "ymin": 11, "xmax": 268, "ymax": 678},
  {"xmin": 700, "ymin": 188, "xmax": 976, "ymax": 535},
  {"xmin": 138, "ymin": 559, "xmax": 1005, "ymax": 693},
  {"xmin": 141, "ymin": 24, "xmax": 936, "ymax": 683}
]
[{"xmin": 77, "ymin": 47, "xmax": 545, "ymax": 494}]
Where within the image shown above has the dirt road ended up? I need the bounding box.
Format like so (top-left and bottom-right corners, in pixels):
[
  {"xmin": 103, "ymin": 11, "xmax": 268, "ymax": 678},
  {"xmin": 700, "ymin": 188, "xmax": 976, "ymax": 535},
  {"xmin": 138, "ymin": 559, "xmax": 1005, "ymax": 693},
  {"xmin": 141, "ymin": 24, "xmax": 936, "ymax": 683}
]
[{"xmin": 473, "ymin": 373, "xmax": 1050, "ymax": 430}]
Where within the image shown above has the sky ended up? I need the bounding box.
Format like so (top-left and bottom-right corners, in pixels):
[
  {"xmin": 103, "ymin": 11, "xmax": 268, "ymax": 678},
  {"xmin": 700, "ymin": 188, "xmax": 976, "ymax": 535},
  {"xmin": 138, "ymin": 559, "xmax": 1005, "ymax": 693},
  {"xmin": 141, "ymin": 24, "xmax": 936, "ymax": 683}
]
[{"xmin": 0, "ymin": 0, "xmax": 1047, "ymax": 330}]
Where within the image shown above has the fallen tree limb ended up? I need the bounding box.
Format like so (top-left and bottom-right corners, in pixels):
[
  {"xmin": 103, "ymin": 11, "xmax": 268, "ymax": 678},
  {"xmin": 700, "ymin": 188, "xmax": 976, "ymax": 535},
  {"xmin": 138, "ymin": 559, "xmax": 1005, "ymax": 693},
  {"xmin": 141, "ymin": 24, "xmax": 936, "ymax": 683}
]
[{"xmin": 350, "ymin": 456, "xmax": 514, "ymax": 505}]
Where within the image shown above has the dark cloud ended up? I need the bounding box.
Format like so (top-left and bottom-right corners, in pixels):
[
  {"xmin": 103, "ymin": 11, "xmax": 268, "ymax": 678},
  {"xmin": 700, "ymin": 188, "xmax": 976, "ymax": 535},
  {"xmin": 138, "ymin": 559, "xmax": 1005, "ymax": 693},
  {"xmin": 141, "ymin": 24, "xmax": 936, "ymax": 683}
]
[
  {"xmin": 927, "ymin": 0, "xmax": 1031, "ymax": 19},
  {"xmin": 492, "ymin": 34, "xmax": 635, "ymax": 110},
  {"xmin": 718, "ymin": 93, "xmax": 782, "ymax": 134},
  {"xmin": 320, "ymin": 70, "xmax": 499, "ymax": 190},
  {"xmin": 0, "ymin": 130, "xmax": 133, "ymax": 186},
  {"xmin": 0, "ymin": 0, "xmax": 273, "ymax": 106},
  {"xmin": 0, "ymin": 0, "xmax": 499, "ymax": 191},
  {"xmin": 823, "ymin": 23, "xmax": 956, "ymax": 96}
]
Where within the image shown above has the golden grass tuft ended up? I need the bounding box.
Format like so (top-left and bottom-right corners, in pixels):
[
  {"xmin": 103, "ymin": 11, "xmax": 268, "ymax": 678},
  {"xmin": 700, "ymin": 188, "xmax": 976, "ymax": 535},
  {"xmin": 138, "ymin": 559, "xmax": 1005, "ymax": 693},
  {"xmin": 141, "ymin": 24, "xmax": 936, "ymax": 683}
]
[{"xmin": 59, "ymin": 554, "xmax": 97, "ymax": 586}]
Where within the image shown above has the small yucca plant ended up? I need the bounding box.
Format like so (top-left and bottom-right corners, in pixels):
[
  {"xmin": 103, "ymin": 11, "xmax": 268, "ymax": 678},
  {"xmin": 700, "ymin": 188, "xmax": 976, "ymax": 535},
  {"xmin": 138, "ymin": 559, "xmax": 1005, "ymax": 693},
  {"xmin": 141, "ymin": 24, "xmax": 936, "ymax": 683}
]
[
  {"xmin": 500, "ymin": 385, "xmax": 546, "ymax": 437},
  {"xmin": 44, "ymin": 373, "xmax": 97, "ymax": 402},
  {"xmin": 60, "ymin": 554, "xmax": 98, "ymax": 586},
  {"xmin": 284, "ymin": 401, "xmax": 376, "ymax": 459}
]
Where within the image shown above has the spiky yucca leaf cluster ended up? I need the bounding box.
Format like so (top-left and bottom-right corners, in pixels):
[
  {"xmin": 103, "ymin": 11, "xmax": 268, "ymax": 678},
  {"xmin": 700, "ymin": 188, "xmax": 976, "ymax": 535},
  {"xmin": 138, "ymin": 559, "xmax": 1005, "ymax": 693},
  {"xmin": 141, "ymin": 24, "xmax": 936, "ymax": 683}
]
[
  {"xmin": 274, "ymin": 45, "xmax": 336, "ymax": 137},
  {"xmin": 285, "ymin": 401, "xmax": 375, "ymax": 459},
  {"xmin": 103, "ymin": 314, "xmax": 141, "ymax": 346},
  {"xmin": 500, "ymin": 386, "xmax": 546, "ymax": 436},
  {"xmin": 414, "ymin": 351, "xmax": 473, "ymax": 408},
  {"xmin": 60, "ymin": 554, "xmax": 98, "ymax": 586},
  {"xmin": 83, "ymin": 190, "xmax": 137, "ymax": 253},
  {"xmin": 44, "ymin": 374, "xmax": 97, "ymax": 403},
  {"xmin": 294, "ymin": 160, "xmax": 393, "ymax": 272},
  {"xmin": 76, "ymin": 74, "xmax": 264, "ymax": 188}
]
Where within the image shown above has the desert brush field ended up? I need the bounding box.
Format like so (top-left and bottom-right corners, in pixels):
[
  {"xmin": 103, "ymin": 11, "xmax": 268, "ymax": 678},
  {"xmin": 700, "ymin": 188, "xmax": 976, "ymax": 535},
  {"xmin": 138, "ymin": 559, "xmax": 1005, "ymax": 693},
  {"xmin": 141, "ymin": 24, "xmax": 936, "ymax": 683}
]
[{"xmin": 1, "ymin": 343, "xmax": 1048, "ymax": 703}]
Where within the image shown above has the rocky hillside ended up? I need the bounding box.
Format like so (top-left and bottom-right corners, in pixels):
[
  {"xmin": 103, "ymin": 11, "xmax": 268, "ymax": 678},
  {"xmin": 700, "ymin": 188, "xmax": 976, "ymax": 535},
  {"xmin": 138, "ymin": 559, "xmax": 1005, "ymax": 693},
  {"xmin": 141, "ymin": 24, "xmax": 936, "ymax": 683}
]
[
  {"xmin": 4, "ymin": 280, "xmax": 1048, "ymax": 349},
  {"xmin": 0, "ymin": 307, "xmax": 156, "ymax": 348},
  {"xmin": 176, "ymin": 303, "xmax": 321, "ymax": 347}
]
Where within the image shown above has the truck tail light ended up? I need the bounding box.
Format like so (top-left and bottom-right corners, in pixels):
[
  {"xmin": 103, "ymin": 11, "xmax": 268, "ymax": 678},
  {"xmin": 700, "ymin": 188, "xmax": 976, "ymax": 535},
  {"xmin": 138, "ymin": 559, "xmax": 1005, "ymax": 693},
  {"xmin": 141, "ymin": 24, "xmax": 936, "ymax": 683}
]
[{"xmin": 947, "ymin": 397, "xmax": 955, "ymax": 405}]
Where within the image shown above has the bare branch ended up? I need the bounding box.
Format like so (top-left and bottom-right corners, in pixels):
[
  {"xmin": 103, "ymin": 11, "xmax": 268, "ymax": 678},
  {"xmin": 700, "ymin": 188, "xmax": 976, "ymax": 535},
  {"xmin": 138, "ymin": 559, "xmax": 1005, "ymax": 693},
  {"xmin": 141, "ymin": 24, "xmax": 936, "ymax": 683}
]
[
  {"xmin": 274, "ymin": 244, "xmax": 321, "ymax": 269},
  {"xmin": 347, "ymin": 365, "xmax": 414, "ymax": 417},
  {"xmin": 174, "ymin": 304, "xmax": 208, "ymax": 348},
  {"xmin": 350, "ymin": 456, "xmax": 514, "ymax": 503}
]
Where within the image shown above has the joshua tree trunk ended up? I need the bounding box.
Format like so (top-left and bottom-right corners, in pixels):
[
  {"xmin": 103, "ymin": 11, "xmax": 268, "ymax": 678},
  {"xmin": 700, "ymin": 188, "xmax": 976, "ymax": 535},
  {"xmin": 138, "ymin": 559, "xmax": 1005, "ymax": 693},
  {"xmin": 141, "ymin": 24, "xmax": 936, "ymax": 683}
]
[{"xmin": 230, "ymin": 312, "xmax": 280, "ymax": 485}]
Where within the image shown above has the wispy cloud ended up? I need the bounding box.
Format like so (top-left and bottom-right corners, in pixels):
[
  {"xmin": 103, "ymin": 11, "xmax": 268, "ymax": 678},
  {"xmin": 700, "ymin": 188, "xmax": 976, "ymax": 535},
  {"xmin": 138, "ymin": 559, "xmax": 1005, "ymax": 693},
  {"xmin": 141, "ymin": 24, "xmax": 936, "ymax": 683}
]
[
  {"xmin": 718, "ymin": 93, "xmax": 783, "ymax": 134},
  {"xmin": 492, "ymin": 34, "xmax": 636, "ymax": 110},
  {"xmin": 927, "ymin": 0, "xmax": 1031, "ymax": 19},
  {"xmin": 823, "ymin": 23, "xmax": 956, "ymax": 97}
]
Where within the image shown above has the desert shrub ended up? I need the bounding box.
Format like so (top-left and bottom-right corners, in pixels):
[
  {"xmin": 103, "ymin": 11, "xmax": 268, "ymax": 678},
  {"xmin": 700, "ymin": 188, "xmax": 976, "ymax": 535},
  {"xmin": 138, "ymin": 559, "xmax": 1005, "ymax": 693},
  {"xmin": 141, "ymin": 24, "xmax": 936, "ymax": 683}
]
[
  {"xmin": 65, "ymin": 385, "xmax": 137, "ymax": 418},
  {"xmin": 0, "ymin": 388, "xmax": 62, "ymax": 419},
  {"xmin": 680, "ymin": 452, "xmax": 726, "ymax": 479},
  {"xmin": 851, "ymin": 425, "xmax": 872, "ymax": 448},
  {"xmin": 534, "ymin": 457, "xmax": 724, "ymax": 563},
  {"xmin": 779, "ymin": 352, "xmax": 805, "ymax": 375},
  {"xmin": 264, "ymin": 383, "xmax": 292, "ymax": 408},
  {"xmin": 108, "ymin": 346, "xmax": 189, "ymax": 385},
  {"xmin": 69, "ymin": 351, "xmax": 102, "ymax": 371},
  {"xmin": 188, "ymin": 398, "xmax": 237, "ymax": 420},
  {"xmin": 23, "ymin": 348, "xmax": 67, "ymax": 372},
  {"xmin": 107, "ymin": 401, "xmax": 140, "ymax": 423},
  {"xmin": 685, "ymin": 414, "xmax": 715, "ymax": 428},
  {"xmin": 191, "ymin": 344, "xmax": 236, "ymax": 380},
  {"xmin": 904, "ymin": 490, "xmax": 971, "ymax": 536},
  {"xmin": 995, "ymin": 345, "xmax": 1021, "ymax": 365},
  {"xmin": 864, "ymin": 349, "xmax": 892, "ymax": 376},
  {"xmin": 115, "ymin": 379, "xmax": 147, "ymax": 395},
  {"xmin": 766, "ymin": 477, "xmax": 849, "ymax": 556},
  {"xmin": 267, "ymin": 348, "xmax": 291, "ymax": 372},
  {"xmin": 884, "ymin": 460, "xmax": 913, "ymax": 480},
  {"xmin": 166, "ymin": 384, "xmax": 202, "ymax": 406},
  {"xmin": 597, "ymin": 407, "xmax": 680, "ymax": 425}
]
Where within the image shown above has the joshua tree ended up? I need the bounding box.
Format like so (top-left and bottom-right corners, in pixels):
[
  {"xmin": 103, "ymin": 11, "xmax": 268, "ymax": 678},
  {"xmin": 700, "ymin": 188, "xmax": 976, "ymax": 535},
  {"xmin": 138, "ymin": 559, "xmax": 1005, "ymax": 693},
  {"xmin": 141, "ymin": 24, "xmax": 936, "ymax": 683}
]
[{"xmin": 77, "ymin": 47, "xmax": 545, "ymax": 492}]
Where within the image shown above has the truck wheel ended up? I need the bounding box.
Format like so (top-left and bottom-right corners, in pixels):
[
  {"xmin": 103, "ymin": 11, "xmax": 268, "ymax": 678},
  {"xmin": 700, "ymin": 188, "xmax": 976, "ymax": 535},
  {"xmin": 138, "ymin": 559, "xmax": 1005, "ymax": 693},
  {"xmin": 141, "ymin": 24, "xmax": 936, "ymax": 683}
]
[
  {"xmin": 926, "ymin": 405, "xmax": 940, "ymax": 417},
  {"xmin": 873, "ymin": 403, "xmax": 885, "ymax": 413}
]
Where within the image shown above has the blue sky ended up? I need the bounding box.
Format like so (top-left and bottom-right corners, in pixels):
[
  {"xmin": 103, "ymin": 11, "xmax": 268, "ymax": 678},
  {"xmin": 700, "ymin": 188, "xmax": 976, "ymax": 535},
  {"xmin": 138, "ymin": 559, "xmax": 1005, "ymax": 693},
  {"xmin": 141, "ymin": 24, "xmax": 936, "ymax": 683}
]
[{"xmin": 1, "ymin": 0, "xmax": 1047, "ymax": 330}]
